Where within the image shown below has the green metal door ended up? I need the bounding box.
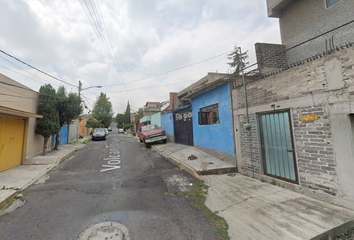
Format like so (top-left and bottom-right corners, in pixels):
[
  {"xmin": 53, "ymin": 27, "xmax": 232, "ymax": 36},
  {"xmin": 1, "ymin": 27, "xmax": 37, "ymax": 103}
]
[{"xmin": 258, "ymin": 110, "xmax": 298, "ymax": 183}]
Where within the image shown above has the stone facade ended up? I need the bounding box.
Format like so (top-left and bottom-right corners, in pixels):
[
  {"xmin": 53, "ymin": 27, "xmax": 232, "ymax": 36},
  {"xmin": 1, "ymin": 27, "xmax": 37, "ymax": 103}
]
[{"xmin": 233, "ymin": 45, "xmax": 354, "ymax": 209}]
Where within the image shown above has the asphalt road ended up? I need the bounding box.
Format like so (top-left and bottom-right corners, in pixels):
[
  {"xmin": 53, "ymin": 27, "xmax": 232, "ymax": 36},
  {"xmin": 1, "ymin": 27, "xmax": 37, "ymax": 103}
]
[{"xmin": 0, "ymin": 130, "xmax": 221, "ymax": 240}]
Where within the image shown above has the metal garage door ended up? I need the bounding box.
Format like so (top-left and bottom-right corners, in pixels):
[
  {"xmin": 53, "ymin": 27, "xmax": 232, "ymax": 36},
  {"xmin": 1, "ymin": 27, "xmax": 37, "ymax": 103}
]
[
  {"xmin": 0, "ymin": 116, "xmax": 25, "ymax": 172},
  {"xmin": 258, "ymin": 110, "xmax": 298, "ymax": 183}
]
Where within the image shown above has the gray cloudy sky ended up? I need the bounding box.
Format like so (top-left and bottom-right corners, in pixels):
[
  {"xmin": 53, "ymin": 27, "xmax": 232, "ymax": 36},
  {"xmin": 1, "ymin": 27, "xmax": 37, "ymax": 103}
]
[{"xmin": 0, "ymin": 0, "xmax": 281, "ymax": 114}]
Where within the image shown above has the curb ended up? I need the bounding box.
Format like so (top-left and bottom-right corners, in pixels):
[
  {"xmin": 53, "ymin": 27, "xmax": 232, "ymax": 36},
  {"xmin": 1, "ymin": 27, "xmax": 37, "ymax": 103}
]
[
  {"xmin": 57, "ymin": 147, "xmax": 79, "ymax": 164},
  {"xmin": 152, "ymin": 146, "xmax": 203, "ymax": 181},
  {"xmin": 311, "ymin": 220, "xmax": 354, "ymax": 240},
  {"xmin": 0, "ymin": 190, "xmax": 20, "ymax": 209},
  {"xmin": 0, "ymin": 146, "xmax": 82, "ymax": 210}
]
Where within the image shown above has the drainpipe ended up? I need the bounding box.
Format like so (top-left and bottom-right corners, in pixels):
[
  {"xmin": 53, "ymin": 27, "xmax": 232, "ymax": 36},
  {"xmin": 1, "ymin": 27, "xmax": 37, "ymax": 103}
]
[{"xmin": 240, "ymin": 47, "xmax": 254, "ymax": 178}]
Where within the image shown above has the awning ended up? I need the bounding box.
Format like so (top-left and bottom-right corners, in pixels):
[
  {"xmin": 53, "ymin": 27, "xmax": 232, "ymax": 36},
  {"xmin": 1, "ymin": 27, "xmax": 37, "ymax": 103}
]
[
  {"xmin": 0, "ymin": 106, "xmax": 43, "ymax": 118},
  {"xmin": 140, "ymin": 116, "xmax": 151, "ymax": 123}
]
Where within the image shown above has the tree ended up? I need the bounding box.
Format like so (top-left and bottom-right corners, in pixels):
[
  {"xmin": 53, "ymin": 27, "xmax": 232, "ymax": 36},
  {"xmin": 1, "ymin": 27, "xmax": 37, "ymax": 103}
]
[
  {"xmin": 35, "ymin": 84, "xmax": 60, "ymax": 155},
  {"xmin": 115, "ymin": 113, "xmax": 125, "ymax": 128},
  {"xmin": 54, "ymin": 86, "xmax": 83, "ymax": 150},
  {"xmin": 227, "ymin": 44, "xmax": 249, "ymax": 75},
  {"xmin": 85, "ymin": 117, "xmax": 102, "ymax": 130},
  {"xmin": 124, "ymin": 101, "xmax": 131, "ymax": 124},
  {"xmin": 134, "ymin": 108, "xmax": 143, "ymax": 120},
  {"xmin": 92, "ymin": 93, "xmax": 114, "ymax": 128}
]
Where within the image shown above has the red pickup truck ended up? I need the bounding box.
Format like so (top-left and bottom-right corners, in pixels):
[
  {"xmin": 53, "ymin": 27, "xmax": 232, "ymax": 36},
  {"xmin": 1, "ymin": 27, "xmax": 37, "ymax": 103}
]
[{"xmin": 138, "ymin": 124, "xmax": 167, "ymax": 147}]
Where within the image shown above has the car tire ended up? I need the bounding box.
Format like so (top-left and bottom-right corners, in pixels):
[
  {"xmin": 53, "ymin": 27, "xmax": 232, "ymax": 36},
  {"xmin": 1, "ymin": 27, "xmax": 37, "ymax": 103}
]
[
  {"xmin": 162, "ymin": 139, "xmax": 167, "ymax": 144},
  {"xmin": 145, "ymin": 143, "xmax": 151, "ymax": 148},
  {"xmin": 104, "ymin": 136, "xmax": 106, "ymax": 140},
  {"xmin": 92, "ymin": 137, "xmax": 95, "ymax": 141},
  {"xmin": 140, "ymin": 138, "xmax": 143, "ymax": 143}
]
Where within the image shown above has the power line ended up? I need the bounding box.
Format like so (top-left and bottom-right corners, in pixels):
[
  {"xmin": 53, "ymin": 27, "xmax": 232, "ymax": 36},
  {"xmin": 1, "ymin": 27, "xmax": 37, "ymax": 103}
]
[
  {"xmin": 79, "ymin": 0, "xmax": 129, "ymax": 98},
  {"xmin": 103, "ymin": 50, "xmax": 232, "ymax": 87},
  {"xmin": 243, "ymin": 18, "xmax": 354, "ymax": 72},
  {"xmin": 81, "ymin": 91, "xmax": 93, "ymax": 109},
  {"xmin": 105, "ymin": 79, "xmax": 193, "ymax": 94},
  {"xmin": 0, "ymin": 80, "xmax": 37, "ymax": 93},
  {"xmin": 0, "ymin": 92, "xmax": 54, "ymax": 102},
  {"xmin": 0, "ymin": 49, "xmax": 77, "ymax": 88},
  {"xmin": 0, "ymin": 55, "xmax": 55, "ymax": 86}
]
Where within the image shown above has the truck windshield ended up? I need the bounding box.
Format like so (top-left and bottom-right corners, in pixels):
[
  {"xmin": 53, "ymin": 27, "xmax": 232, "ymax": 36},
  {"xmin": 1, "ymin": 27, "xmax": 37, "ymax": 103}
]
[{"xmin": 142, "ymin": 125, "xmax": 159, "ymax": 132}]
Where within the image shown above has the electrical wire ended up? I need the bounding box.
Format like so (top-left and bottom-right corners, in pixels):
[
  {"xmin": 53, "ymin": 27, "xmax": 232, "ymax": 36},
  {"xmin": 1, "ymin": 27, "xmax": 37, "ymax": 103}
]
[
  {"xmin": 0, "ymin": 49, "xmax": 77, "ymax": 88},
  {"xmin": 104, "ymin": 79, "xmax": 193, "ymax": 94},
  {"xmin": 81, "ymin": 91, "xmax": 93, "ymax": 109},
  {"xmin": 0, "ymin": 55, "xmax": 55, "ymax": 86},
  {"xmin": 79, "ymin": 0, "xmax": 129, "ymax": 99},
  {"xmin": 243, "ymin": 18, "xmax": 354, "ymax": 72},
  {"xmin": 0, "ymin": 92, "xmax": 53, "ymax": 101},
  {"xmin": 103, "ymin": 50, "xmax": 232, "ymax": 87}
]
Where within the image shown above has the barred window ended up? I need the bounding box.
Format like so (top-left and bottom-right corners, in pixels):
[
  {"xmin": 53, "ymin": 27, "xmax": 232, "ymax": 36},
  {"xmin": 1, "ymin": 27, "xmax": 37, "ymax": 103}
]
[{"xmin": 198, "ymin": 104, "xmax": 219, "ymax": 125}]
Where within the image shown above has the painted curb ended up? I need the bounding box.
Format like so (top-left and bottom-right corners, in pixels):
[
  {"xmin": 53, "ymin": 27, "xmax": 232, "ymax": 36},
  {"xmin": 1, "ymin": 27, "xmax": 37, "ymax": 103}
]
[
  {"xmin": 57, "ymin": 147, "xmax": 80, "ymax": 164},
  {"xmin": 0, "ymin": 190, "xmax": 20, "ymax": 209}
]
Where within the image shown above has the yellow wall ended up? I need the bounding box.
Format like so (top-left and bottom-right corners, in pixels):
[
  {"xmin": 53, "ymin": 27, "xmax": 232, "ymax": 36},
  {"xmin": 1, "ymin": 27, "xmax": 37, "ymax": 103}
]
[
  {"xmin": 80, "ymin": 117, "xmax": 88, "ymax": 137},
  {"xmin": 0, "ymin": 73, "xmax": 50, "ymax": 158}
]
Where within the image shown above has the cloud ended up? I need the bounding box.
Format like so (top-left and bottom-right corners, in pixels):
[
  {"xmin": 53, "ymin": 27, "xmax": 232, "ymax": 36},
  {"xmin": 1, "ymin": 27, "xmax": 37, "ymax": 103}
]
[{"xmin": 0, "ymin": 0, "xmax": 281, "ymax": 114}]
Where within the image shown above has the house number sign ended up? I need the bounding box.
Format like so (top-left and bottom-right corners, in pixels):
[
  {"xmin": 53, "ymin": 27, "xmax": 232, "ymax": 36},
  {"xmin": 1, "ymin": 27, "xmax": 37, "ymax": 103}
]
[{"xmin": 301, "ymin": 114, "xmax": 318, "ymax": 122}]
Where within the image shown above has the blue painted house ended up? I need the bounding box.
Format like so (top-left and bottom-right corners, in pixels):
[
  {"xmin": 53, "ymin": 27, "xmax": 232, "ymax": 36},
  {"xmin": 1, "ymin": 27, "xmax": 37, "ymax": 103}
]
[
  {"xmin": 161, "ymin": 112, "xmax": 174, "ymax": 142},
  {"xmin": 160, "ymin": 73, "xmax": 236, "ymax": 166}
]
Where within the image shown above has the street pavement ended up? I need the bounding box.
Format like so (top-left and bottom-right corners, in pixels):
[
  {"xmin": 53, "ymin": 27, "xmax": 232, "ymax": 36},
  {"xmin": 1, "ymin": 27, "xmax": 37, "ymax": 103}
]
[
  {"xmin": 0, "ymin": 132, "xmax": 220, "ymax": 240},
  {"xmin": 1, "ymin": 133, "xmax": 354, "ymax": 239},
  {"xmin": 152, "ymin": 142, "xmax": 354, "ymax": 240}
]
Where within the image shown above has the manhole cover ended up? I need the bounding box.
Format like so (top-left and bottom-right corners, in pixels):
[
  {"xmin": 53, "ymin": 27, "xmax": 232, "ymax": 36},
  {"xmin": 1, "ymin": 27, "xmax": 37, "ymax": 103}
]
[{"xmin": 78, "ymin": 222, "xmax": 130, "ymax": 240}]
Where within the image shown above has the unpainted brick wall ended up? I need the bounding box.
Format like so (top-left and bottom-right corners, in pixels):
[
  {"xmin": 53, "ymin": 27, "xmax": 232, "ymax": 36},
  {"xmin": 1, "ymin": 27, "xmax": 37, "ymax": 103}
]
[
  {"xmin": 292, "ymin": 106, "xmax": 337, "ymax": 196},
  {"xmin": 238, "ymin": 113, "xmax": 260, "ymax": 174},
  {"xmin": 255, "ymin": 43, "xmax": 286, "ymax": 70},
  {"xmin": 235, "ymin": 45, "xmax": 354, "ymax": 197}
]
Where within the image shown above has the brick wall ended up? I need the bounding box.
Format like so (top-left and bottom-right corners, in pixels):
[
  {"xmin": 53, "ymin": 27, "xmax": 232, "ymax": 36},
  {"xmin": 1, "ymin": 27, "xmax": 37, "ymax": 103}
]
[
  {"xmin": 255, "ymin": 43, "xmax": 286, "ymax": 71},
  {"xmin": 234, "ymin": 45, "xmax": 354, "ymax": 198},
  {"xmin": 238, "ymin": 113, "xmax": 261, "ymax": 174},
  {"xmin": 292, "ymin": 106, "xmax": 337, "ymax": 196}
]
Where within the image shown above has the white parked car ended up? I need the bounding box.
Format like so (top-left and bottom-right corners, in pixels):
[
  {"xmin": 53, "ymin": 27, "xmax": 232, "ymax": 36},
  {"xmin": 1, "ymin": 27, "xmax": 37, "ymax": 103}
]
[
  {"xmin": 92, "ymin": 129, "xmax": 106, "ymax": 141},
  {"xmin": 118, "ymin": 128, "xmax": 124, "ymax": 134}
]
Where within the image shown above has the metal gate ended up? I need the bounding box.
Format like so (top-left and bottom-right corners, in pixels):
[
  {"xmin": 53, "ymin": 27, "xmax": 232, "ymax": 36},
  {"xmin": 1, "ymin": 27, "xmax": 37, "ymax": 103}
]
[
  {"xmin": 174, "ymin": 111, "xmax": 193, "ymax": 146},
  {"xmin": 53, "ymin": 125, "xmax": 69, "ymax": 146},
  {"xmin": 258, "ymin": 110, "xmax": 298, "ymax": 183}
]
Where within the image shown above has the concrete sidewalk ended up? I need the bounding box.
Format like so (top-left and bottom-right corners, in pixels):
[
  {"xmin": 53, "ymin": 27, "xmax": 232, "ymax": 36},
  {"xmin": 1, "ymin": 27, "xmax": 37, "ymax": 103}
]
[
  {"xmin": 153, "ymin": 143, "xmax": 237, "ymax": 178},
  {"xmin": 153, "ymin": 143, "xmax": 354, "ymax": 240},
  {"xmin": 0, "ymin": 138, "xmax": 89, "ymax": 208}
]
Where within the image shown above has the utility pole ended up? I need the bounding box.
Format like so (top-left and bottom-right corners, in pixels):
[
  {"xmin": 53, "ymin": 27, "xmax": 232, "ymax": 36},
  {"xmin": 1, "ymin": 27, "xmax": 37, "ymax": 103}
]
[
  {"xmin": 78, "ymin": 80, "xmax": 82, "ymax": 98},
  {"xmin": 77, "ymin": 80, "xmax": 102, "ymax": 140}
]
